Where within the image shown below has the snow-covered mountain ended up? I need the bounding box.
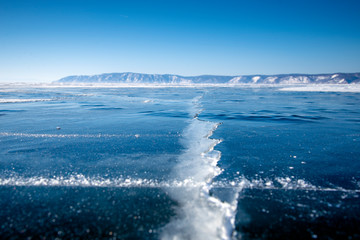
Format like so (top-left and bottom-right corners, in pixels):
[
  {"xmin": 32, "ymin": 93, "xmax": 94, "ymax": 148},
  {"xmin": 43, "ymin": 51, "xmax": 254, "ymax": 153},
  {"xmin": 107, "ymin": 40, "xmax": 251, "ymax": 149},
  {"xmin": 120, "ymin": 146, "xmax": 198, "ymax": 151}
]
[{"xmin": 56, "ymin": 72, "xmax": 360, "ymax": 84}]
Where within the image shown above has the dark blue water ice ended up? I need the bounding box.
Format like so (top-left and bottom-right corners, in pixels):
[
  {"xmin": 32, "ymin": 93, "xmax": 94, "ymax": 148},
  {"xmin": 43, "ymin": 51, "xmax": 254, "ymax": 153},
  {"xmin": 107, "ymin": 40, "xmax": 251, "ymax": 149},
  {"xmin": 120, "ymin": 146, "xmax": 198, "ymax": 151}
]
[{"xmin": 0, "ymin": 86, "xmax": 359, "ymax": 239}]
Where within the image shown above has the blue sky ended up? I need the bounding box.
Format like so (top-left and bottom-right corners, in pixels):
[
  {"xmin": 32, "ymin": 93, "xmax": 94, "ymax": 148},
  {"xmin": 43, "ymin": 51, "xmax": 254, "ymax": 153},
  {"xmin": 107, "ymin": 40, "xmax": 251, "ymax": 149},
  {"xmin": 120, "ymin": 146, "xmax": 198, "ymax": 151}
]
[{"xmin": 0, "ymin": 0, "xmax": 360, "ymax": 82}]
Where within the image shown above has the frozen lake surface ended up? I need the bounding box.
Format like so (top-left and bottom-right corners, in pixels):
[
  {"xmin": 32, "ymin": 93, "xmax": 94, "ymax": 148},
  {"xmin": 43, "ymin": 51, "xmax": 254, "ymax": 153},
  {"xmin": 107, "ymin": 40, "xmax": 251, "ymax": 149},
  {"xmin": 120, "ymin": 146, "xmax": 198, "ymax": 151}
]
[{"xmin": 0, "ymin": 85, "xmax": 359, "ymax": 239}]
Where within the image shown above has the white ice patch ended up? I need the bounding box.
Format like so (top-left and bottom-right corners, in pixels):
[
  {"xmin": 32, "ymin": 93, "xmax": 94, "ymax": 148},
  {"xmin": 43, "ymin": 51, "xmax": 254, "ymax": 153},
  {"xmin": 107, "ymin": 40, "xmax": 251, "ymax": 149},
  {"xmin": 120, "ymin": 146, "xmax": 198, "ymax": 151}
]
[
  {"xmin": 0, "ymin": 98, "xmax": 53, "ymax": 103},
  {"xmin": 212, "ymin": 177, "xmax": 360, "ymax": 194},
  {"xmin": 0, "ymin": 132, "xmax": 178, "ymax": 138},
  {"xmin": 279, "ymin": 85, "xmax": 360, "ymax": 92},
  {"xmin": 0, "ymin": 132, "xmax": 123, "ymax": 138},
  {"xmin": 0, "ymin": 175, "xmax": 205, "ymax": 188},
  {"xmin": 1, "ymin": 175, "xmax": 359, "ymax": 195}
]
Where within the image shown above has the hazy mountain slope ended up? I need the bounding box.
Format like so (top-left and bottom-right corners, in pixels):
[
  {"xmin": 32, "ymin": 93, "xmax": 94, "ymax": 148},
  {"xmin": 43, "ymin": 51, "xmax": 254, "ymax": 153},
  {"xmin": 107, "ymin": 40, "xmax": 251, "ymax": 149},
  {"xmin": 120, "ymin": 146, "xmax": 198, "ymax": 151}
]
[{"xmin": 56, "ymin": 72, "xmax": 360, "ymax": 84}]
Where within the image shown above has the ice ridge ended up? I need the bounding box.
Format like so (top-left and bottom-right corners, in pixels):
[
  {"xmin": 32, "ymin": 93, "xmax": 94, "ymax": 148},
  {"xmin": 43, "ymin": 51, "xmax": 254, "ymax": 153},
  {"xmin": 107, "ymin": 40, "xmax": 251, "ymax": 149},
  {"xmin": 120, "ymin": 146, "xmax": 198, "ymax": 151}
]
[{"xmin": 161, "ymin": 96, "xmax": 241, "ymax": 240}]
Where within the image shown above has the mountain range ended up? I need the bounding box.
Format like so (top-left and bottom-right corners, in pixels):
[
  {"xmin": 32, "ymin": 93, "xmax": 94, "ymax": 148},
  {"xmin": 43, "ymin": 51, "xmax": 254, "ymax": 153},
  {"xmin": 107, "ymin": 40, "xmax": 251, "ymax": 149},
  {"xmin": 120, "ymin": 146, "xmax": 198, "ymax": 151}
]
[{"xmin": 56, "ymin": 72, "xmax": 360, "ymax": 84}]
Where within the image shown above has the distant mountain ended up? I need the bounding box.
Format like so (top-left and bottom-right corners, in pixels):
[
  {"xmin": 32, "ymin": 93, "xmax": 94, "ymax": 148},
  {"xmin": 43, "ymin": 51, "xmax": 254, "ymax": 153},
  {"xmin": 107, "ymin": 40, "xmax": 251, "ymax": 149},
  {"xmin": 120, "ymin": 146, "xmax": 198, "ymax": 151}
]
[{"xmin": 56, "ymin": 72, "xmax": 360, "ymax": 84}]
